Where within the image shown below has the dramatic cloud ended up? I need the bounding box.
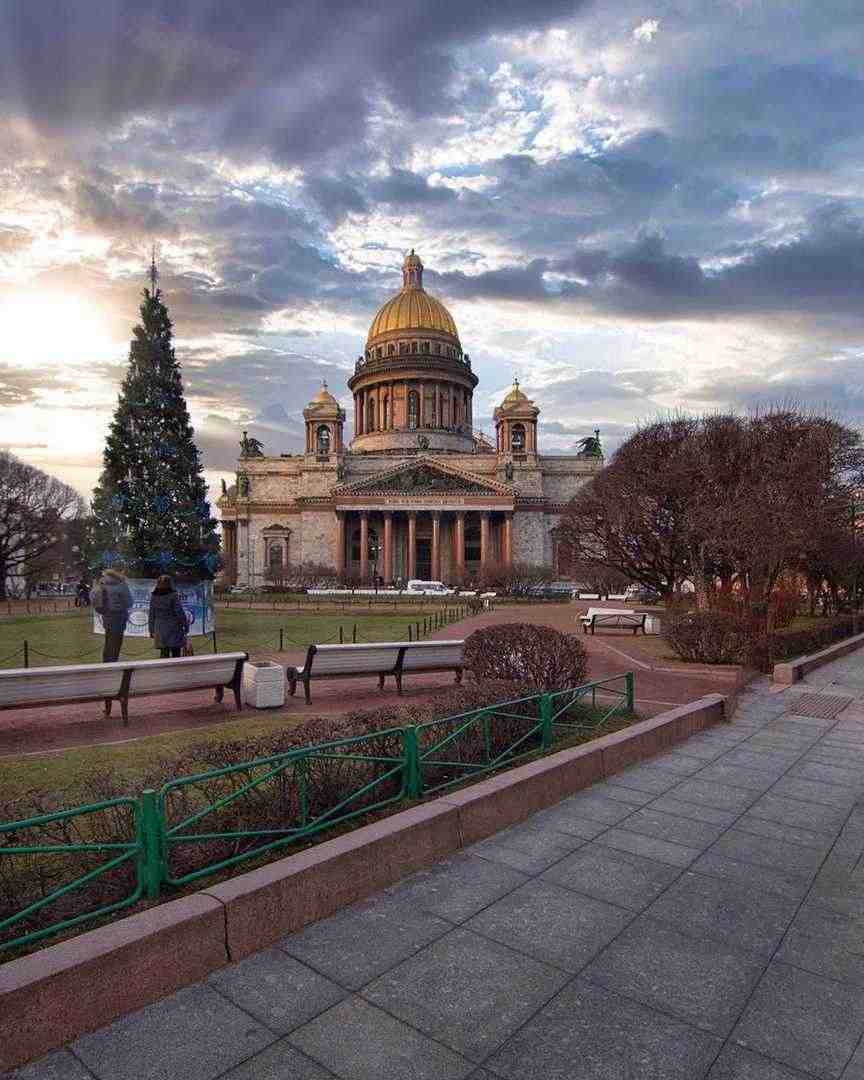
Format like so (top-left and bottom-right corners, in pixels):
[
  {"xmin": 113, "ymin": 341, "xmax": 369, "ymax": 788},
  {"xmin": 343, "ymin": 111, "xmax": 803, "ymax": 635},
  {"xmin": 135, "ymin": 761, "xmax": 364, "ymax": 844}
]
[{"xmin": 1, "ymin": 0, "xmax": 863, "ymax": 495}]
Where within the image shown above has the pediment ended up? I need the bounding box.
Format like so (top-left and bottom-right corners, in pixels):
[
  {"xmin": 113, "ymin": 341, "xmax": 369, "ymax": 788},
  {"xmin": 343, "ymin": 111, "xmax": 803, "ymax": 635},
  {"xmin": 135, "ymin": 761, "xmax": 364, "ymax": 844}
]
[{"xmin": 337, "ymin": 459, "xmax": 511, "ymax": 497}]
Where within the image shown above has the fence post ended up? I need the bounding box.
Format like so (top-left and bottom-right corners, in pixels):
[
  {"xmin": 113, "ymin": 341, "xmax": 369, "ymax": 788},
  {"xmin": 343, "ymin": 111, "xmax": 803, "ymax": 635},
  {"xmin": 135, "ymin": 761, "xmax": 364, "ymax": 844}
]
[
  {"xmin": 352, "ymin": 623, "xmax": 357, "ymax": 643},
  {"xmin": 279, "ymin": 627, "xmax": 284, "ymax": 651},
  {"xmin": 139, "ymin": 789, "xmax": 163, "ymax": 900},
  {"xmin": 408, "ymin": 624, "xmax": 413, "ymax": 642},
  {"xmin": 23, "ymin": 640, "xmax": 29, "ymax": 668},
  {"xmin": 625, "ymin": 672, "xmax": 635, "ymax": 713},
  {"xmin": 404, "ymin": 726, "xmax": 422, "ymax": 799},
  {"xmin": 540, "ymin": 694, "xmax": 553, "ymax": 750},
  {"xmin": 211, "ymin": 630, "xmax": 217, "ymax": 654},
  {"xmin": 339, "ymin": 625, "xmax": 344, "ymax": 644}
]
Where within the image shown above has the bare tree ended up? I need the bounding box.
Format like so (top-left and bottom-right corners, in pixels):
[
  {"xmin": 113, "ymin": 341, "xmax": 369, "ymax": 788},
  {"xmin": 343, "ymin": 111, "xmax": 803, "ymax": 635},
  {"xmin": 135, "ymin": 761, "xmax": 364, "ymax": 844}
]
[
  {"xmin": 0, "ymin": 452, "xmax": 84, "ymax": 599},
  {"xmin": 557, "ymin": 418, "xmax": 696, "ymax": 600}
]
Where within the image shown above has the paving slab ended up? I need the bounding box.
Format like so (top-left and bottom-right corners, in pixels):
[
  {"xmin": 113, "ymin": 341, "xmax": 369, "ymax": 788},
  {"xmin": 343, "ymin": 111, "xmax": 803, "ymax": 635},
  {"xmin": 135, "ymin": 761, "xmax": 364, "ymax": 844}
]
[
  {"xmin": 206, "ymin": 948, "xmax": 347, "ymax": 1035},
  {"xmin": 542, "ymin": 840, "xmax": 682, "ymax": 911},
  {"xmin": 732, "ymin": 961, "xmax": 864, "ymax": 1078},
  {"xmin": 466, "ymin": 820, "xmax": 584, "ymax": 874},
  {"xmin": 619, "ymin": 805, "xmax": 727, "ymax": 848},
  {"xmin": 584, "ymin": 916, "xmax": 765, "ymax": 1036},
  {"xmin": 288, "ymin": 997, "xmax": 473, "ymax": 1080},
  {"xmin": 485, "ymin": 978, "xmax": 722, "ymax": 1080},
  {"xmin": 71, "ymin": 984, "xmax": 277, "ymax": 1080},
  {"xmin": 381, "ymin": 853, "xmax": 529, "ymax": 924},
  {"xmin": 1, "ymin": 1052, "xmax": 95, "ymax": 1080},
  {"xmin": 776, "ymin": 902, "xmax": 864, "ymax": 987},
  {"xmin": 279, "ymin": 893, "xmax": 451, "ymax": 990},
  {"xmin": 219, "ymin": 1043, "xmax": 338, "ymax": 1079},
  {"xmin": 670, "ymin": 778, "xmax": 759, "ymax": 813},
  {"xmin": 692, "ymin": 852, "xmax": 818, "ymax": 901},
  {"xmin": 645, "ymin": 870, "xmax": 799, "ymax": 957},
  {"xmin": 708, "ymin": 1043, "xmax": 819, "ymax": 1079},
  {"xmin": 361, "ymin": 927, "xmax": 569, "ymax": 1061},
  {"xmin": 464, "ymin": 878, "xmax": 633, "ymax": 971},
  {"xmin": 596, "ymin": 826, "xmax": 704, "ymax": 867},
  {"xmin": 708, "ymin": 828, "xmax": 827, "ymax": 875}
]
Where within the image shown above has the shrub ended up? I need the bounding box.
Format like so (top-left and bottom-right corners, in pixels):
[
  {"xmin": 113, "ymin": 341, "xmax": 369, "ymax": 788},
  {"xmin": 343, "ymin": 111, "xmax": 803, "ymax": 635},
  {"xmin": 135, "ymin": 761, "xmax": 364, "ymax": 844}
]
[
  {"xmin": 755, "ymin": 614, "xmax": 864, "ymax": 670},
  {"xmin": 463, "ymin": 623, "xmax": 589, "ymax": 691},
  {"xmin": 663, "ymin": 609, "xmax": 757, "ymax": 665}
]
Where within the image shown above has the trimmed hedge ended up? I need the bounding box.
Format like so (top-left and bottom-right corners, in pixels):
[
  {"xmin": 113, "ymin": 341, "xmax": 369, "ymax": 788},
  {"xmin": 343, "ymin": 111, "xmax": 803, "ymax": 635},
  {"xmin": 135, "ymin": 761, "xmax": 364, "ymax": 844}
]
[
  {"xmin": 463, "ymin": 623, "xmax": 589, "ymax": 691},
  {"xmin": 664, "ymin": 610, "xmax": 864, "ymax": 671}
]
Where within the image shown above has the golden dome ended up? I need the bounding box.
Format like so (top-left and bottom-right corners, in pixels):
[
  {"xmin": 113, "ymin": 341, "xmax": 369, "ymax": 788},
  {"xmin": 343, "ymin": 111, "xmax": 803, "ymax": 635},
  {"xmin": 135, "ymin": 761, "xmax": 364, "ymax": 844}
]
[
  {"xmin": 309, "ymin": 380, "xmax": 338, "ymax": 405},
  {"xmin": 366, "ymin": 250, "xmax": 460, "ymax": 344},
  {"xmin": 501, "ymin": 379, "xmax": 528, "ymax": 404}
]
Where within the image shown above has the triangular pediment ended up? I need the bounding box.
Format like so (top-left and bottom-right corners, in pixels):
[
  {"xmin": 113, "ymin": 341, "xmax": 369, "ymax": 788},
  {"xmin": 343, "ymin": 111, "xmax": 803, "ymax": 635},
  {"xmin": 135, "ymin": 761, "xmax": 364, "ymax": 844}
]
[{"xmin": 337, "ymin": 458, "xmax": 511, "ymax": 497}]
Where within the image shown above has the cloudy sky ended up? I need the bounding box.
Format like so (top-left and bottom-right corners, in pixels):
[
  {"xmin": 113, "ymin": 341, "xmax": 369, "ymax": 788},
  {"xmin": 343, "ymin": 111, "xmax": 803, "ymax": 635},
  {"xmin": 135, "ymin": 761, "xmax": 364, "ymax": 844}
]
[{"xmin": 1, "ymin": 0, "xmax": 863, "ymax": 499}]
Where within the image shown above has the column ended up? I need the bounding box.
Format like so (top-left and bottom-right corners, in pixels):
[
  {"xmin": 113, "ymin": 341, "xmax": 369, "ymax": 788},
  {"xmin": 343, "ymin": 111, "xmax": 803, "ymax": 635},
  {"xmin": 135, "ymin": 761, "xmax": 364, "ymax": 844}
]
[
  {"xmin": 431, "ymin": 511, "xmax": 441, "ymax": 581},
  {"xmin": 480, "ymin": 512, "xmax": 490, "ymax": 573},
  {"xmin": 359, "ymin": 512, "xmax": 369, "ymax": 582},
  {"xmin": 503, "ymin": 513, "xmax": 513, "ymax": 568},
  {"xmin": 383, "ymin": 512, "xmax": 393, "ymax": 585},
  {"xmin": 454, "ymin": 513, "xmax": 465, "ymax": 580},
  {"xmin": 407, "ymin": 512, "xmax": 417, "ymax": 580},
  {"xmin": 335, "ymin": 512, "xmax": 346, "ymax": 577}
]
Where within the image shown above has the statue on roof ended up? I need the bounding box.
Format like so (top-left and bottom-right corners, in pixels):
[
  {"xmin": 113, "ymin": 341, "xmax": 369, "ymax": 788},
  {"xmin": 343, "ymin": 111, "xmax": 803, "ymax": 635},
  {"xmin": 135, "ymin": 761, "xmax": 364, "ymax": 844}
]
[
  {"xmin": 240, "ymin": 430, "xmax": 264, "ymax": 457},
  {"xmin": 220, "ymin": 478, "xmax": 228, "ymax": 496},
  {"xmin": 577, "ymin": 429, "xmax": 603, "ymax": 458}
]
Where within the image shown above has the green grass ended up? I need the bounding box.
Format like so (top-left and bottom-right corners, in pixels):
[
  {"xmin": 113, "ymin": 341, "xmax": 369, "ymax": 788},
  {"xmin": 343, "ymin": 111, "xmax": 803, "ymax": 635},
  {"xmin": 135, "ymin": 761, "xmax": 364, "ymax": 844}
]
[
  {"xmin": 3, "ymin": 711, "xmax": 313, "ymax": 802},
  {"xmin": 0, "ymin": 608, "xmax": 439, "ymax": 669}
]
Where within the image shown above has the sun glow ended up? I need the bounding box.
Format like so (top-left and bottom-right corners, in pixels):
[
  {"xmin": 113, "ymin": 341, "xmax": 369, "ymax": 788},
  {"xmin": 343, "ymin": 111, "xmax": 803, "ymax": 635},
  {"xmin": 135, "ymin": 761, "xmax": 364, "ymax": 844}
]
[{"xmin": 0, "ymin": 292, "xmax": 119, "ymax": 370}]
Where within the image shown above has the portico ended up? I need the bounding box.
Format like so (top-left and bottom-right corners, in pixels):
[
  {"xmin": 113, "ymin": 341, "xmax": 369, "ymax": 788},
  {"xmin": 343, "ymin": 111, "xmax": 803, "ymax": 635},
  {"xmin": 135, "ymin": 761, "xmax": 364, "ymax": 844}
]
[{"xmin": 334, "ymin": 505, "xmax": 514, "ymax": 584}]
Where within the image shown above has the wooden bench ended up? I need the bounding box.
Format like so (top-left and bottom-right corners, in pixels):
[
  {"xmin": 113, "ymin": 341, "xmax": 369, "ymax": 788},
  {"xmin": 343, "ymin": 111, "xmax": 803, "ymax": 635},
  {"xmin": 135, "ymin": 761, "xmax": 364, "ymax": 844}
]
[
  {"xmin": 580, "ymin": 608, "xmax": 647, "ymax": 635},
  {"xmin": 0, "ymin": 653, "xmax": 249, "ymax": 726},
  {"xmin": 287, "ymin": 640, "xmax": 464, "ymax": 703}
]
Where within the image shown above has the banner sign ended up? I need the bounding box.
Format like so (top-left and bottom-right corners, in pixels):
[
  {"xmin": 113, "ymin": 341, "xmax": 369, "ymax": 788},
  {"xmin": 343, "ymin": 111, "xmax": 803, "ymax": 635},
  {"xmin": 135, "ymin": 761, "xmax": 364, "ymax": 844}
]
[{"xmin": 93, "ymin": 579, "xmax": 215, "ymax": 638}]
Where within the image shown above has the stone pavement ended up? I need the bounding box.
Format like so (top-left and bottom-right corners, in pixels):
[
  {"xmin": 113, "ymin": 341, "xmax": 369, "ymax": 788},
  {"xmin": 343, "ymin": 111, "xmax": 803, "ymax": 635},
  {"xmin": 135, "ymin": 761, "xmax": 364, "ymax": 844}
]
[{"xmin": 7, "ymin": 654, "xmax": 864, "ymax": 1080}]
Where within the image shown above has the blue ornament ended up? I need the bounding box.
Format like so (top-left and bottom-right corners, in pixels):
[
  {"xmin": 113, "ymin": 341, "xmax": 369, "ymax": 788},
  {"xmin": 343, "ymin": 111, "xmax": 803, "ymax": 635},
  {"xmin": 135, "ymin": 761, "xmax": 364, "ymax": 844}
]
[
  {"xmin": 111, "ymin": 494, "xmax": 125, "ymax": 510},
  {"xmin": 152, "ymin": 494, "xmax": 171, "ymax": 513},
  {"xmin": 155, "ymin": 550, "xmax": 174, "ymax": 570}
]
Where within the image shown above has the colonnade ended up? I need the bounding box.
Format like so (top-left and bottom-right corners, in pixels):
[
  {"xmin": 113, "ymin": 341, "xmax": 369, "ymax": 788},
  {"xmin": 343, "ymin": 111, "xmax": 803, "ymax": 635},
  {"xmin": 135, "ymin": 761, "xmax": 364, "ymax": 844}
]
[{"xmin": 335, "ymin": 509, "xmax": 513, "ymax": 584}]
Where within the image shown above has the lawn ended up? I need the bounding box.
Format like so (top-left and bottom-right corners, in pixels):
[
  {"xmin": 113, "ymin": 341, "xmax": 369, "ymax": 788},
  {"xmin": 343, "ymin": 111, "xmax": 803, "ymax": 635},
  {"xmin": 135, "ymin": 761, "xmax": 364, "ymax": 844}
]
[{"xmin": 0, "ymin": 607, "xmax": 434, "ymax": 669}]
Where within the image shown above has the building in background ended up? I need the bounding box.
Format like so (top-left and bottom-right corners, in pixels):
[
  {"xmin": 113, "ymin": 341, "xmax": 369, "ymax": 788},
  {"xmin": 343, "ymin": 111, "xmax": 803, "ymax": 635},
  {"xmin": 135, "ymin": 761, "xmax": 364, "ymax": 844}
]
[{"xmin": 218, "ymin": 251, "xmax": 602, "ymax": 585}]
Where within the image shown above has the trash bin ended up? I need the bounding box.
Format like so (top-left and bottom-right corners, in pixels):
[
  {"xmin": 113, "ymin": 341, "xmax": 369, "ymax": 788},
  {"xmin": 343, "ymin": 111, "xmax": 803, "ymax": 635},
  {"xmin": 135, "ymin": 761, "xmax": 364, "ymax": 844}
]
[{"xmin": 242, "ymin": 660, "xmax": 285, "ymax": 708}]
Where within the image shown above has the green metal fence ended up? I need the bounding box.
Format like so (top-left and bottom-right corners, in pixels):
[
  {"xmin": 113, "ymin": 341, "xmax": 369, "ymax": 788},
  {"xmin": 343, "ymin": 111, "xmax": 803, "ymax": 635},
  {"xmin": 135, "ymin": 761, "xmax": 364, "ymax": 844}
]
[{"xmin": 0, "ymin": 673, "xmax": 633, "ymax": 953}]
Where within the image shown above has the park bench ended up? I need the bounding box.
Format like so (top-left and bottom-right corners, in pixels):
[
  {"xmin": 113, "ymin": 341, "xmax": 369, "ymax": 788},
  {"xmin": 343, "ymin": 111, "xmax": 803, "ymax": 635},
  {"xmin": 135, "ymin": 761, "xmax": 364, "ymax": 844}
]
[
  {"xmin": 287, "ymin": 640, "xmax": 464, "ymax": 703},
  {"xmin": 0, "ymin": 653, "xmax": 249, "ymax": 726},
  {"xmin": 580, "ymin": 608, "xmax": 647, "ymax": 635}
]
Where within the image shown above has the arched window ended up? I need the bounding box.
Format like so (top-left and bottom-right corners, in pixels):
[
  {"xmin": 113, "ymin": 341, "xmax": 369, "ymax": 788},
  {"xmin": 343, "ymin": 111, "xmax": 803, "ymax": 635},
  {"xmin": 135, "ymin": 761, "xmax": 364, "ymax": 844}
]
[
  {"xmin": 422, "ymin": 341, "xmax": 429, "ymax": 353},
  {"xmin": 407, "ymin": 390, "xmax": 419, "ymax": 429},
  {"xmin": 411, "ymin": 341, "xmax": 417, "ymax": 353},
  {"xmin": 366, "ymin": 397, "xmax": 376, "ymax": 432},
  {"xmin": 316, "ymin": 425, "xmax": 330, "ymax": 455},
  {"xmin": 511, "ymin": 424, "xmax": 526, "ymax": 452},
  {"xmin": 382, "ymin": 395, "xmax": 390, "ymax": 429},
  {"xmin": 401, "ymin": 341, "xmax": 408, "ymax": 354},
  {"xmin": 376, "ymin": 347, "xmax": 382, "ymax": 359},
  {"xmin": 388, "ymin": 344, "xmax": 395, "ymax": 356}
]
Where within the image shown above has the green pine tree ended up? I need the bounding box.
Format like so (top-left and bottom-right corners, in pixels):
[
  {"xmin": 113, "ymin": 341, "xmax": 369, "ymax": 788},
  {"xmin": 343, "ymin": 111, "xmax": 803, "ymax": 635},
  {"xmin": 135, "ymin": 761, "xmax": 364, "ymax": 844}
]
[{"xmin": 91, "ymin": 279, "xmax": 221, "ymax": 580}]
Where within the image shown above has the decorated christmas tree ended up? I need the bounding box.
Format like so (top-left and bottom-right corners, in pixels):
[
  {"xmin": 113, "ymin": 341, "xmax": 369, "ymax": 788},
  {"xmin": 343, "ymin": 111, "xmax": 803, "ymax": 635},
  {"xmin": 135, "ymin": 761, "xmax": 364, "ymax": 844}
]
[{"xmin": 90, "ymin": 259, "xmax": 221, "ymax": 580}]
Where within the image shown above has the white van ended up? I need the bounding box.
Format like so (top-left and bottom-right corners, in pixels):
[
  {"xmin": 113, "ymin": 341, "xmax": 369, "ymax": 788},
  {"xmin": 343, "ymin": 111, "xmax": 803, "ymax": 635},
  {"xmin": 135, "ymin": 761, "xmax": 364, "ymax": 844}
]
[{"xmin": 405, "ymin": 580, "xmax": 455, "ymax": 595}]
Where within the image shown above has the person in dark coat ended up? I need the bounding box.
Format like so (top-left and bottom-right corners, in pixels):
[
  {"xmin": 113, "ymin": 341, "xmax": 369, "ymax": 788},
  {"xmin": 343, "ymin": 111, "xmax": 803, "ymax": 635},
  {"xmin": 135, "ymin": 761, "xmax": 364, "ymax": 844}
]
[
  {"xmin": 91, "ymin": 569, "xmax": 134, "ymax": 662},
  {"xmin": 148, "ymin": 575, "xmax": 188, "ymax": 658}
]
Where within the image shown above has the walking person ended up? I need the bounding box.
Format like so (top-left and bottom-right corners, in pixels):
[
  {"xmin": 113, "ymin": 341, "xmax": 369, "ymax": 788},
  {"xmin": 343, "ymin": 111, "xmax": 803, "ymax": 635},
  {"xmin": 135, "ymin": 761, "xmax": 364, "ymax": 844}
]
[
  {"xmin": 148, "ymin": 575, "xmax": 188, "ymax": 658},
  {"xmin": 91, "ymin": 568, "xmax": 134, "ymax": 662}
]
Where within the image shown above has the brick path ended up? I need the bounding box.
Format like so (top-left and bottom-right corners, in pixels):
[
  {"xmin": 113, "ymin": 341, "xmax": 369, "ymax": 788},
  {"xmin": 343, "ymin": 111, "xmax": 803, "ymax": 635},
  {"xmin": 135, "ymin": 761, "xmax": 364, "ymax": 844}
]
[
  {"xmin": 0, "ymin": 605, "xmax": 731, "ymax": 756},
  {"xmin": 8, "ymin": 651, "xmax": 864, "ymax": 1079}
]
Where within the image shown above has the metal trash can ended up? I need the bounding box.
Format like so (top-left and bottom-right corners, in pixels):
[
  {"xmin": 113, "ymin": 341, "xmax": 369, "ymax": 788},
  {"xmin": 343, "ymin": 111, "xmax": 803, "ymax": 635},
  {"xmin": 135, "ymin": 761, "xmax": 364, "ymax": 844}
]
[{"xmin": 242, "ymin": 660, "xmax": 285, "ymax": 708}]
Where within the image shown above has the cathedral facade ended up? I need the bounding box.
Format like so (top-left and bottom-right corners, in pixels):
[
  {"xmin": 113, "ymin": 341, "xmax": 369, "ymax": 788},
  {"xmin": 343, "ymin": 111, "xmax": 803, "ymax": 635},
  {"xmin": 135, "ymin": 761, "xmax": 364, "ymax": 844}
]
[{"xmin": 218, "ymin": 252, "xmax": 602, "ymax": 586}]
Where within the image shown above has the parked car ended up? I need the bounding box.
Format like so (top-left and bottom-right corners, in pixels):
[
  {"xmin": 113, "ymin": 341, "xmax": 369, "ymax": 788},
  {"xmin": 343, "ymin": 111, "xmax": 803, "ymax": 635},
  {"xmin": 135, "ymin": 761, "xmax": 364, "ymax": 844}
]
[
  {"xmin": 405, "ymin": 580, "xmax": 456, "ymax": 595},
  {"xmin": 229, "ymin": 585, "xmax": 254, "ymax": 594}
]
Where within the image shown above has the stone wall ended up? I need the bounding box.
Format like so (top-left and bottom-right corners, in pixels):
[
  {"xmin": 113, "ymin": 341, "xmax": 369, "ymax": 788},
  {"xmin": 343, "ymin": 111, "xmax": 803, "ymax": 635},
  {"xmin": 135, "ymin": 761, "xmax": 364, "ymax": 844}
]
[{"xmin": 512, "ymin": 511, "xmax": 546, "ymax": 564}]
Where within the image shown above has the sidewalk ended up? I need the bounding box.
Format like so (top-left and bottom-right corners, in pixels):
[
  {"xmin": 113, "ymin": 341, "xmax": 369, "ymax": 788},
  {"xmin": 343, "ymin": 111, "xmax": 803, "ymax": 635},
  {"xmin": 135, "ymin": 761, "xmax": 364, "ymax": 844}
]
[{"xmin": 6, "ymin": 655, "xmax": 864, "ymax": 1079}]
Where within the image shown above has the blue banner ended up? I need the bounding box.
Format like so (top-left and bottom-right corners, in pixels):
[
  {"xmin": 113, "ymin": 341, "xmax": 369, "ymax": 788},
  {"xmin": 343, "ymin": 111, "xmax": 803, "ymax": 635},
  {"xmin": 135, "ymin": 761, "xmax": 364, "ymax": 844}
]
[{"xmin": 93, "ymin": 579, "xmax": 215, "ymax": 638}]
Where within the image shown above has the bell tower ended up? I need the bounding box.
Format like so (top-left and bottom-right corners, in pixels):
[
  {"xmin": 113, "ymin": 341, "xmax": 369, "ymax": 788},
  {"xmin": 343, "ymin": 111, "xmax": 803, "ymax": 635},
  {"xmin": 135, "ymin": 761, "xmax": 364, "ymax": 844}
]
[
  {"xmin": 303, "ymin": 382, "xmax": 345, "ymax": 460},
  {"xmin": 494, "ymin": 379, "xmax": 540, "ymax": 459}
]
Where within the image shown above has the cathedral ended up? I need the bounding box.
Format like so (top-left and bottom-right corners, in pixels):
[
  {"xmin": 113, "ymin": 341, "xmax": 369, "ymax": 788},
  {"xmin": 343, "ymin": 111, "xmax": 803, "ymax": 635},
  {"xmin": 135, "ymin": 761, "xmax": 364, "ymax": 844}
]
[{"xmin": 218, "ymin": 251, "xmax": 603, "ymax": 586}]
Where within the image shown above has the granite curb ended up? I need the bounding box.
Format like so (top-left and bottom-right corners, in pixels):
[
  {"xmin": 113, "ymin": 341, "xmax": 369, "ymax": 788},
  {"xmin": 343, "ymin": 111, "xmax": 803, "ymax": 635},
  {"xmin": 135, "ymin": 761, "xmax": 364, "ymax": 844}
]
[
  {"xmin": 772, "ymin": 632, "xmax": 864, "ymax": 684},
  {"xmin": 0, "ymin": 692, "xmax": 728, "ymax": 1070}
]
